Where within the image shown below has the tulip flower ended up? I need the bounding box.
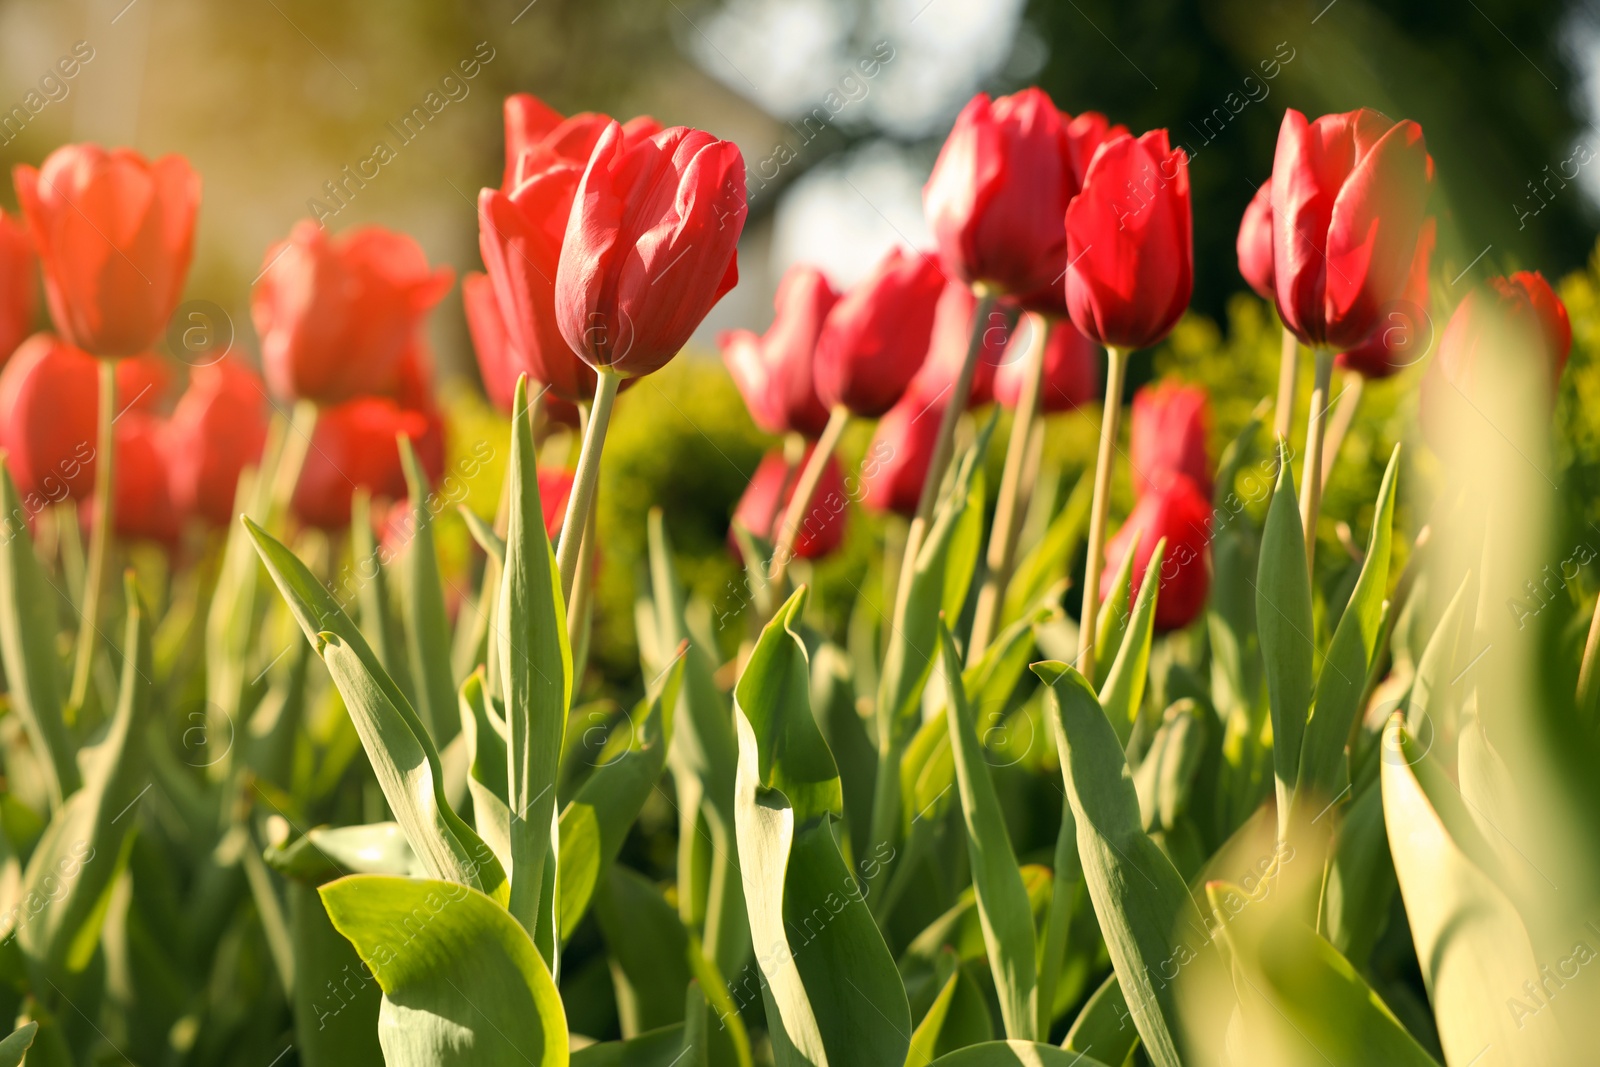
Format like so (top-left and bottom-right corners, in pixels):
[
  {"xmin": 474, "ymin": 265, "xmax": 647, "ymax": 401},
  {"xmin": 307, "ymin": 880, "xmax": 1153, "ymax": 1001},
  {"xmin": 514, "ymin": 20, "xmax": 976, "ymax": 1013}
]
[
  {"xmin": 117, "ymin": 352, "xmax": 175, "ymax": 412},
  {"xmin": 1064, "ymin": 130, "xmax": 1193, "ymax": 352},
  {"xmin": 908, "ymin": 278, "xmax": 1012, "ymax": 410},
  {"xmin": 13, "ymin": 144, "xmax": 200, "ymax": 358},
  {"xmin": 555, "ymin": 123, "xmax": 746, "ymax": 379},
  {"xmin": 110, "ymin": 411, "xmax": 180, "ymax": 544},
  {"xmin": 166, "ymin": 359, "xmax": 269, "ymax": 526},
  {"xmin": 0, "ymin": 209, "xmax": 36, "ymax": 367},
  {"xmin": 1101, "ymin": 469, "xmax": 1212, "ymax": 632},
  {"xmin": 292, "ymin": 396, "xmax": 445, "ymax": 529},
  {"xmin": 463, "ymin": 270, "xmax": 520, "ymax": 415},
  {"xmin": 992, "ymin": 317, "xmax": 1099, "ymax": 413},
  {"xmin": 1236, "ymin": 183, "xmax": 1275, "ymax": 302},
  {"xmin": 1130, "ymin": 381, "xmax": 1211, "ymax": 500},
  {"xmin": 732, "ymin": 446, "xmax": 846, "ymax": 561},
  {"xmin": 860, "ymin": 390, "xmax": 944, "ymax": 518},
  {"xmin": 502, "ymin": 93, "xmax": 662, "ymax": 191},
  {"xmin": 0, "ymin": 333, "xmax": 98, "ymax": 504},
  {"xmin": 1270, "ymin": 108, "xmax": 1431, "ymax": 352},
  {"xmin": 538, "ymin": 467, "xmax": 576, "ymax": 541},
  {"xmin": 720, "ymin": 264, "xmax": 837, "ymax": 438},
  {"xmin": 814, "ymin": 248, "xmax": 945, "ymax": 418},
  {"xmin": 1337, "ymin": 218, "xmax": 1436, "ymax": 379},
  {"xmin": 252, "ymin": 221, "xmax": 453, "ymax": 406}
]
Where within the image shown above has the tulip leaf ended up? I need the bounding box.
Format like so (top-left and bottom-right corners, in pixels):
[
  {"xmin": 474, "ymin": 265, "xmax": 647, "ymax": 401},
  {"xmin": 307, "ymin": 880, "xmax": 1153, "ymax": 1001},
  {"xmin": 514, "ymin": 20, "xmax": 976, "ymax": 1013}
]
[
  {"xmin": 1061, "ymin": 972, "xmax": 1139, "ymax": 1064},
  {"xmin": 459, "ymin": 670, "xmax": 512, "ymax": 872},
  {"xmin": 938, "ymin": 620, "xmax": 1036, "ymax": 1041},
  {"xmin": 1255, "ymin": 445, "xmax": 1314, "ymax": 835},
  {"xmin": 398, "ymin": 436, "xmax": 459, "ymax": 745},
  {"xmin": 927, "ymin": 1040, "xmax": 1113, "ymax": 1066},
  {"xmin": 460, "ymin": 503, "xmax": 507, "ymax": 564},
  {"xmin": 1002, "ymin": 472, "xmax": 1091, "ymax": 630},
  {"xmin": 1035, "ymin": 791, "xmax": 1081, "ymax": 1041},
  {"xmin": 0, "ymin": 1022, "xmax": 37, "ymax": 1067},
  {"xmin": 319, "ymin": 874, "xmax": 567, "ymax": 1067},
  {"xmin": 905, "ymin": 964, "xmax": 993, "ymax": 1066},
  {"xmin": 0, "ymin": 460, "xmax": 78, "ymax": 806},
  {"xmin": 351, "ymin": 487, "xmax": 410, "ymax": 704},
  {"xmin": 571, "ymin": 1026, "xmax": 686, "ymax": 1066},
  {"xmin": 1093, "ymin": 528, "xmax": 1141, "ymax": 692},
  {"xmin": 1033, "ymin": 661, "xmax": 1206, "ymax": 1067},
  {"xmin": 499, "ymin": 377, "xmax": 573, "ymax": 945},
  {"xmin": 734, "ymin": 586, "xmax": 910, "ymax": 1067},
  {"xmin": 1099, "ymin": 538, "xmax": 1165, "ymax": 747},
  {"xmin": 1292, "ymin": 446, "xmax": 1398, "ymax": 817}
]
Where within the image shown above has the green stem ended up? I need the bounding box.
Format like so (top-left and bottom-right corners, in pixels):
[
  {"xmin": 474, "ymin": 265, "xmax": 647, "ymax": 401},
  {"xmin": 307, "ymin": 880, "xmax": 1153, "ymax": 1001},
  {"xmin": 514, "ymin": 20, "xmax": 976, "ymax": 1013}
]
[
  {"xmin": 557, "ymin": 367, "xmax": 620, "ymax": 603},
  {"xmin": 1273, "ymin": 324, "xmax": 1299, "ymax": 442},
  {"xmin": 1299, "ymin": 347, "xmax": 1334, "ymax": 580},
  {"xmin": 1076, "ymin": 345, "xmax": 1129, "ymax": 684},
  {"xmin": 768, "ymin": 404, "xmax": 850, "ymax": 596},
  {"xmin": 267, "ymin": 399, "xmax": 319, "ymax": 527},
  {"xmin": 69, "ymin": 359, "xmax": 118, "ymax": 713}
]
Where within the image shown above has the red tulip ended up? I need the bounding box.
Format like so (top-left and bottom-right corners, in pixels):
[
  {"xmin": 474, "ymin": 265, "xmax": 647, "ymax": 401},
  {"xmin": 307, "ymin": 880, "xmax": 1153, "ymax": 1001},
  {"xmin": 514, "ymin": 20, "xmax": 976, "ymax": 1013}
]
[
  {"xmin": 1271, "ymin": 108, "xmax": 1432, "ymax": 352},
  {"xmin": 1065, "ymin": 130, "xmax": 1192, "ymax": 351},
  {"xmin": 731, "ymin": 445, "xmax": 846, "ymax": 560},
  {"xmin": 538, "ymin": 467, "xmax": 575, "ymax": 541},
  {"xmin": 906, "ymin": 279, "xmax": 1012, "ymax": 410},
  {"xmin": 117, "ymin": 352, "xmax": 175, "ymax": 412},
  {"xmin": 555, "ymin": 123, "xmax": 746, "ymax": 379},
  {"xmin": 1236, "ymin": 183, "xmax": 1275, "ymax": 302},
  {"xmin": 719, "ymin": 264, "xmax": 837, "ymax": 437},
  {"xmin": 0, "ymin": 334, "xmax": 97, "ymax": 504},
  {"xmin": 1337, "ymin": 218, "xmax": 1436, "ymax": 379},
  {"xmin": 502, "ymin": 93, "xmax": 663, "ymax": 191},
  {"xmin": 814, "ymin": 248, "xmax": 945, "ymax": 417},
  {"xmin": 253, "ymin": 221, "xmax": 452, "ymax": 405},
  {"xmin": 110, "ymin": 411, "xmax": 180, "ymax": 544},
  {"xmin": 292, "ymin": 396, "xmax": 445, "ymax": 528},
  {"xmin": 1130, "ymin": 381, "xmax": 1211, "ymax": 500},
  {"xmin": 463, "ymin": 269, "xmax": 519, "ymax": 414},
  {"xmin": 993, "ymin": 318, "xmax": 1099, "ymax": 413},
  {"xmin": 1101, "ymin": 469, "xmax": 1211, "ymax": 632},
  {"xmin": 13, "ymin": 144, "xmax": 200, "ymax": 358},
  {"xmin": 859, "ymin": 390, "xmax": 944, "ymax": 517},
  {"xmin": 0, "ymin": 209, "xmax": 37, "ymax": 366},
  {"xmin": 166, "ymin": 358, "xmax": 268, "ymax": 526}
]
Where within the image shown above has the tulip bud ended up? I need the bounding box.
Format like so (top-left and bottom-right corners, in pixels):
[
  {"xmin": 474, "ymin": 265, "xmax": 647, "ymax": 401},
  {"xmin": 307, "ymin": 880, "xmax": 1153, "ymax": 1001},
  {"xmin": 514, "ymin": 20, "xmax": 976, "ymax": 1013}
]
[
  {"xmin": 1236, "ymin": 183, "xmax": 1275, "ymax": 302},
  {"xmin": 292, "ymin": 397, "xmax": 445, "ymax": 528},
  {"xmin": 166, "ymin": 359, "xmax": 269, "ymax": 526},
  {"xmin": 1065, "ymin": 130, "xmax": 1193, "ymax": 351},
  {"xmin": 117, "ymin": 352, "xmax": 176, "ymax": 413},
  {"xmin": 1130, "ymin": 381, "xmax": 1211, "ymax": 500},
  {"xmin": 555, "ymin": 123, "xmax": 747, "ymax": 379},
  {"xmin": 253, "ymin": 222, "xmax": 452, "ymax": 405},
  {"xmin": 1271, "ymin": 108, "xmax": 1432, "ymax": 352},
  {"xmin": 502, "ymin": 93, "xmax": 662, "ymax": 192},
  {"xmin": 463, "ymin": 270, "xmax": 520, "ymax": 415},
  {"xmin": 0, "ymin": 209, "xmax": 37, "ymax": 368},
  {"xmin": 860, "ymin": 390, "xmax": 944, "ymax": 517},
  {"xmin": 0, "ymin": 333, "xmax": 98, "ymax": 504},
  {"xmin": 814, "ymin": 248, "xmax": 946, "ymax": 417},
  {"xmin": 720, "ymin": 264, "xmax": 837, "ymax": 437},
  {"xmin": 907, "ymin": 279, "xmax": 1012, "ymax": 410},
  {"xmin": 1102, "ymin": 469, "xmax": 1212, "ymax": 632},
  {"xmin": 732, "ymin": 446, "xmax": 846, "ymax": 561},
  {"xmin": 13, "ymin": 144, "xmax": 200, "ymax": 358},
  {"xmin": 111, "ymin": 411, "xmax": 181, "ymax": 544},
  {"xmin": 1337, "ymin": 218, "xmax": 1436, "ymax": 379},
  {"xmin": 993, "ymin": 318, "xmax": 1100, "ymax": 413}
]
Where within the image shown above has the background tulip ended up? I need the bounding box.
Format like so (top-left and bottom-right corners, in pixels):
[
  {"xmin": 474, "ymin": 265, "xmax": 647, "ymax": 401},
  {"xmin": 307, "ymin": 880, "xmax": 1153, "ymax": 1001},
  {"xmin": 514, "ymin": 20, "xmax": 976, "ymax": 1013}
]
[
  {"xmin": 720, "ymin": 264, "xmax": 836, "ymax": 437},
  {"xmin": 0, "ymin": 333, "xmax": 97, "ymax": 504},
  {"xmin": 0, "ymin": 209, "xmax": 36, "ymax": 367},
  {"xmin": 117, "ymin": 352, "xmax": 176, "ymax": 412},
  {"xmin": 731, "ymin": 446, "xmax": 845, "ymax": 561},
  {"xmin": 1064, "ymin": 130, "xmax": 1193, "ymax": 351},
  {"xmin": 110, "ymin": 411, "xmax": 181, "ymax": 544},
  {"xmin": 907, "ymin": 279, "xmax": 1012, "ymax": 410},
  {"xmin": 993, "ymin": 317, "xmax": 1099, "ymax": 412},
  {"xmin": 1101, "ymin": 468, "xmax": 1212, "ymax": 632},
  {"xmin": 1338, "ymin": 218, "xmax": 1437, "ymax": 379},
  {"xmin": 166, "ymin": 358, "xmax": 269, "ymax": 526},
  {"xmin": 860, "ymin": 390, "xmax": 944, "ymax": 517},
  {"xmin": 292, "ymin": 396, "xmax": 445, "ymax": 528},
  {"xmin": 253, "ymin": 221, "xmax": 452, "ymax": 405},
  {"xmin": 464, "ymin": 269, "xmax": 519, "ymax": 414},
  {"xmin": 1130, "ymin": 380, "xmax": 1211, "ymax": 499},
  {"xmin": 555, "ymin": 123, "xmax": 746, "ymax": 378},
  {"xmin": 814, "ymin": 248, "xmax": 945, "ymax": 417},
  {"xmin": 1236, "ymin": 183, "xmax": 1275, "ymax": 302},
  {"xmin": 13, "ymin": 144, "xmax": 200, "ymax": 358},
  {"xmin": 538, "ymin": 467, "xmax": 576, "ymax": 541},
  {"xmin": 1271, "ymin": 108, "xmax": 1432, "ymax": 352}
]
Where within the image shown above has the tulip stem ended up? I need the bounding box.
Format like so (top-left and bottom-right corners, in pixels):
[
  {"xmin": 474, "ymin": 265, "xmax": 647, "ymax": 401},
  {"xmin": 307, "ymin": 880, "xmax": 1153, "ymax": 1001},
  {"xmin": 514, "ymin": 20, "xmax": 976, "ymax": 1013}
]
[
  {"xmin": 1579, "ymin": 590, "xmax": 1600, "ymax": 716},
  {"xmin": 769, "ymin": 405, "xmax": 850, "ymax": 594},
  {"xmin": 1273, "ymin": 325, "xmax": 1299, "ymax": 442},
  {"xmin": 969, "ymin": 313, "xmax": 1051, "ymax": 661},
  {"xmin": 69, "ymin": 359, "xmax": 118, "ymax": 714},
  {"xmin": 1076, "ymin": 344, "xmax": 1129, "ymax": 685},
  {"xmin": 557, "ymin": 366, "xmax": 620, "ymax": 604},
  {"xmin": 1299, "ymin": 347, "xmax": 1335, "ymax": 580},
  {"xmin": 267, "ymin": 400, "xmax": 319, "ymax": 525},
  {"xmin": 1319, "ymin": 370, "xmax": 1364, "ymax": 492}
]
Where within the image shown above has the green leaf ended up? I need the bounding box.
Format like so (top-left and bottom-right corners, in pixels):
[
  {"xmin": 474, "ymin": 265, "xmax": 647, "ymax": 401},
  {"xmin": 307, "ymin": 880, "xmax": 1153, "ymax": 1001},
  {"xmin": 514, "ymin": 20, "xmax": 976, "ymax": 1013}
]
[
  {"xmin": 460, "ymin": 670, "xmax": 511, "ymax": 872},
  {"xmin": 1132, "ymin": 699, "xmax": 1206, "ymax": 832},
  {"xmin": 0, "ymin": 460, "xmax": 77, "ymax": 806},
  {"xmin": 1099, "ymin": 539, "xmax": 1165, "ymax": 747},
  {"xmin": 499, "ymin": 377, "xmax": 574, "ymax": 942},
  {"xmin": 1093, "ymin": 529, "xmax": 1141, "ymax": 692},
  {"xmin": 398, "ymin": 435, "xmax": 460, "ymax": 745},
  {"xmin": 905, "ymin": 963, "xmax": 992, "ymax": 1066},
  {"xmin": 927, "ymin": 1040, "xmax": 1113, "ymax": 1066},
  {"xmin": 1061, "ymin": 973, "xmax": 1138, "ymax": 1064},
  {"xmin": 351, "ymin": 486, "xmax": 410, "ymax": 703},
  {"xmin": 1033, "ymin": 661, "xmax": 1206, "ymax": 1067},
  {"xmin": 571, "ymin": 1026, "xmax": 685, "ymax": 1067},
  {"xmin": 558, "ymin": 649, "xmax": 684, "ymax": 938},
  {"xmin": 1292, "ymin": 446, "xmax": 1398, "ymax": 817},
  {"xmin": 460, "ymin": 503, "xmax": 507, "ymax": 564},
  {"xmin": 288, "ymin": 880, "xmax": 383, "ymax": 1066},
  {"xmin": 265, "ymin": 822, "xmax": 423, "ymax": 882},
  {"xmin": 939, "ymin": 620, "xmax": 1036, "ymax": 1040},
  {"xmin": 320, "ymin": 874, "xmax": 567, "ymax": 1066},
  {"xmin": 734, "ymin": 587, "xmax": 910, "ymax": 1066},
  {"xmin": 1255, "ymin": 445, "xmax": 1314, "ymax": 835},
  {"xmin": 1035, "ymin": 792, "xmax": 1080, "ymax": 1041},
  {"xmin": 1002, "ymin": 472, "xmax": 1091, "ymax": 629},
  {"xmin": 0, "ymin": 1022, "xmax": 37, "ymax": 1067},
  {"xmin": 1318, "ymin": 780, "xmax": 1393, "ymax": 971}
]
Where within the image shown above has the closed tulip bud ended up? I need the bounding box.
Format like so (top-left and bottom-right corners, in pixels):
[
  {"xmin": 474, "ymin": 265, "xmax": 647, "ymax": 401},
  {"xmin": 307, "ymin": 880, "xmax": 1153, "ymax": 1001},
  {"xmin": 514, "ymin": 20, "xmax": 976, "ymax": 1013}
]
[
  {"xmin": 110, "ymin": 411, "xmax": 180, "ymax": 544},
  {"xmin": 732, "ymin": 445, "xmax": 846, "ymax": 561},
  {"xmin": 720, "ymin": 264, "xmax": 837, "ymax": 437},
  {"xmin": 907, "ymin": 279, "xmax": 1012, "ymax": 410},
  {"xmin": 166, "ymin": 359, "xmax": 268, "ymax": 526},
  {"xmin": 1065, "ymin": 130, "xmax": 1193, "ymax": 351},
  {"xmin": 463, "ymin": 270, "xmax": 520, "ymax": 414},
  {"xmin": 253, "ymin": 221, "xmax": 452, "ymax": 405},
  {"xmin": 0, "ymin": 333, "xmax": 98, "ymax": 503},
  {"xmin": 860, "ymin": 391, "xmax": 944, "ymax": 517},
  {"xmin": 0, "ymin": 209, "xmax": 37, "ymax": 367},
  {"xmin": 13, "ymin": 145, "xmax": 200, "ymax": 358},
  {"xmin": 1102, "ymin": 469, "xmax": 1212, "ymax": 632},
  {"xmin": 1236, "ymin": 183, "xmax": 1275, "ymax": 302},
  {"xmin": 556, "ymin": 123, "xmax": 746, "ymax": 379},
  {"xmin": 1130, "ymin": 381, "xmax": 1211, "ymax": 500},
  {"xmin": 1337, "ymin": 218, "xmax": 1436, "ymax": 379},
  {"xmin": 814, "ymin": 248, "xmax": 945, "ymax": 417},
  {"xmin": 993, "ymin": 318, "xmax": 1100, "ymax": 413},
  {"xmin": 502, "ymin": 93, "xmax": 662, "ymax": 191},
  {"xmin": 292, "ymin": 397, "xmax": 444, "ymax": 529},
  {"xmin": 1271, "ymin": 108, "xmax": 1432, "ymax": 352}
]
